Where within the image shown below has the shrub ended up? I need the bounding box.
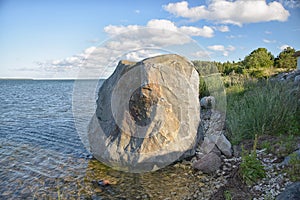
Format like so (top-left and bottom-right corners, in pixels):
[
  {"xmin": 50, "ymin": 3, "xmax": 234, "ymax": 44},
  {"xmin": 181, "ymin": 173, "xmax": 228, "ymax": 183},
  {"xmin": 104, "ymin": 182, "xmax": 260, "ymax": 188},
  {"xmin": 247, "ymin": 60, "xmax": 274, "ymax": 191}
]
[
  {"xmin": 249, "ymin": 69, "xmax": 266, "ymax": 79},
  {"xmin": 239, "ymin": 135, "xmax": 266, "ymax": 185}
]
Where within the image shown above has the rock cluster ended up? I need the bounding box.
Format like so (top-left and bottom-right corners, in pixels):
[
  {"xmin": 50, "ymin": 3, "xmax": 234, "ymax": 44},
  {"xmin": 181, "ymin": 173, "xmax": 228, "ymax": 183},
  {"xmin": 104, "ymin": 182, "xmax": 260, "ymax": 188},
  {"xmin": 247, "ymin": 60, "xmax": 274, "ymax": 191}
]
[
  {"xmin": 273, "ymin": 69, "xmax": 300, "ymax": 84},
  {"xmin": 192, "ymin": 98, "xmax": 232, "ymax": 173},
  {"xmin": 88, "ymin": 54, "xmax": 200, "ymax": 172}
]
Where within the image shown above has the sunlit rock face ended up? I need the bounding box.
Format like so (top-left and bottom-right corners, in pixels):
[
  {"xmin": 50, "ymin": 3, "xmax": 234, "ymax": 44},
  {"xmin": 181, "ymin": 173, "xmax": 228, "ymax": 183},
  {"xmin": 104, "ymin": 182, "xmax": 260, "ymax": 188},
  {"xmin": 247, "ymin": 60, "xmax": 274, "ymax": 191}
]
[{"xmin": 88, "ymin": 54, "xmax": 200, "ymax": 172}]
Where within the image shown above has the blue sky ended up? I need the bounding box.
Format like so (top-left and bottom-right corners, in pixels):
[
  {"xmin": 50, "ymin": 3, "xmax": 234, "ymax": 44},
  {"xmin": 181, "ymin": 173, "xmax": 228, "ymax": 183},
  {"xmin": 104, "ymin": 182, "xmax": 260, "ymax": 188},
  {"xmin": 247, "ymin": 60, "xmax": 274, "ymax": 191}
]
[{"xmin": 0, "ymin": 0, "xmax": 299, "ymax": 79}]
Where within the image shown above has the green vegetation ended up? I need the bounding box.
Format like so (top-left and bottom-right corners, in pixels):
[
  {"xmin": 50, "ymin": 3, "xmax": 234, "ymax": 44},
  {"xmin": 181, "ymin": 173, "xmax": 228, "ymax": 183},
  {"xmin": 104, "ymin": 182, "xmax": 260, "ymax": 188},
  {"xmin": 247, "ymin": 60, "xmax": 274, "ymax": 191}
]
[
  {"xmin": 224, "ymin": 190, "xmax": 232, "ymax": 200},
  {"xmin": 263, "ymin": 193, "xmax": 275, "ymax": 200},
  {"xmin": 193, "ymin": 46, "xmax": 299, "ymax": 145},
  {"xmin": 192, "ymin": 45, "xmax": 299, "ymax": 196},
  {"xmin": 277, "ymin": 134, "xmax": 298, "ymax": 157},
  {"xmin": 260, "ymin": 141, "xmax": 272, "ymax": 153},
  {"xmin": 239, "ymin": 135, "xmax": 266, "ymax": 185},
  {"xmin": 285, "ymin": 152, "xmax": 300, "ymax": 181},
  {"xmin": 243, "ymin": 48, "xmax": 274, "ymax": 69},
  {"xmin": 226, "ymin": 80, "xmax": 299, "ymax": 144},
  {"xmin": 193, "ymin": 46, "xmax": 297, "ymax": 80},
  {"xmin": 274, "ymin": 47, "xmax": 297, "ymax": 69},
  {"xmin": 257, "ymin": 134, "xmax": 298, "ymax": 159}
]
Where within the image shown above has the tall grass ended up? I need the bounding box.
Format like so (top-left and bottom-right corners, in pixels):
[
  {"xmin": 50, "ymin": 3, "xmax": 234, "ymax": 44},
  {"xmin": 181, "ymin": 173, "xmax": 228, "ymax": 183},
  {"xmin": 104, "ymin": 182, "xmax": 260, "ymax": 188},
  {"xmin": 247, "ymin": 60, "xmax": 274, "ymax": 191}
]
[{"xmin": 226, "ymin": 80, "xmax": 300, "ymax": 145}]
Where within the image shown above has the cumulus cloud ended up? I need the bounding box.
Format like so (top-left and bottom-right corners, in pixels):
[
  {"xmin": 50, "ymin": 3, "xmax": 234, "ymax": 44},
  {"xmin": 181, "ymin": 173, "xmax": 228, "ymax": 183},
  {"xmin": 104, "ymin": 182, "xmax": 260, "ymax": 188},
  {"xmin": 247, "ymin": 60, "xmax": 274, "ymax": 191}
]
[
  {"xmin": 104, "ymin": 25, "xmax": 140, "ymax": 36},
  {"xmin": 39, "ymin": 19, "xmax": 215, "ymax": 78},
  {"xmin": 179, "ymin": 25, "xmax": 214, "ymax": 37},
  {"xmin": 105, "ymin": 19, "xmax": 214, "ymax": 38},
  {"xmin": 208, "ymin": 44, "xmax": 235, "ymax": 56},
  {"xmin": 163, "ymin": 0, "xmax": 289, "ymax": 26},
  {"xmin": 208, "ymin": 45, "xmax": 225, "ymax": 52}
]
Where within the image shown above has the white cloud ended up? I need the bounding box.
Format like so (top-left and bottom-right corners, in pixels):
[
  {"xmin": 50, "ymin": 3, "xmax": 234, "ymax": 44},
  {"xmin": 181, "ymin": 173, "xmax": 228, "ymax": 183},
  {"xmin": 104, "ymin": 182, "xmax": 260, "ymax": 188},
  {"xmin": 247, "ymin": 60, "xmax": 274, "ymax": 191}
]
[
  {"xmin": 208, "ymin": 45, "xmax": 225, "ymax": 51},
  {"xmin": 226, "ymin": 45, "xmax": 236, "ymax": 52},
  {"xmin": 192, "ymin": 50, "xmax": 213, "ymax": 59},
  {"xmin": 179, "ymin": 25, "xmax": 214, "ymax": 37},
  {"xmin": 226, "ymin": 34, "xmax": 245, "ymax": 39},
  {"xmin": 279, "ymin": 0, "xmax": 300, "ymax": 8},
  {"xmin": 263, "ymin": 39, "xmax": 276, "ymax": 43},
  {"xmin": 163, "ymin": 1, "xmax": 208, "ymax": 21},
  {"xmin": 40, "ymin": 20, "xmax": 214, "ymax": 78},
  {"xmin": 39, "ymin": 19, "xmax": 216, "ymax": 78},
  {"xmin": 104, "ymin": 25, "xmax": 140, "ymax": 36},
  {"xmin": 279, "ymin": 44, "xmax": 292, "ymax": 51},
  {"xmin": 208, "ymin": 44, "xmax": 235, "ymax": 57},
  {"xmin": 163, "ymin": 0, "xmax": 289, "ymax": 26},
  {"xmin": 135, "ymin": 9, "xmax": 140, "ymax": 14},
  {"xmin": 213, "ymin": 25, "xmax": 230, "ymax": 32},
  {"xmin": 105, "ymin": 19, "xmax": 214, "ymax": 38},
  {"xmin": 264, "ymin": 30, "xmax": 272, "ymax": 34},
  {"xmin": 124, "ymin": 49, "xmax": 162, "ymax": 61}
]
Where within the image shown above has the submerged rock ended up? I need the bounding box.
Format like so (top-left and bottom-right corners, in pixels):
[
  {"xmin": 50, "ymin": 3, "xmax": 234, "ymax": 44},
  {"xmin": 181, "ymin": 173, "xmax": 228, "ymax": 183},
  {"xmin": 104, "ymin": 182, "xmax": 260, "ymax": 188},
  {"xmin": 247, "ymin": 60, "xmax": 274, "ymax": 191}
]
[{"xmin": 88, "ymin": 54, "xmax": 200, "ymax": 172}]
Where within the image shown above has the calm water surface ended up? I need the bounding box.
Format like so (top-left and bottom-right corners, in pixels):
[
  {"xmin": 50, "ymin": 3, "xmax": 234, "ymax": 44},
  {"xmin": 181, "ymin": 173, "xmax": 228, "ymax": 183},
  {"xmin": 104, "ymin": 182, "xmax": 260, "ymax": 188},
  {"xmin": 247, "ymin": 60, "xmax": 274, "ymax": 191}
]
[{"xmin": 0, "ymin": 80, "xmax": 203, "ymax": 199}]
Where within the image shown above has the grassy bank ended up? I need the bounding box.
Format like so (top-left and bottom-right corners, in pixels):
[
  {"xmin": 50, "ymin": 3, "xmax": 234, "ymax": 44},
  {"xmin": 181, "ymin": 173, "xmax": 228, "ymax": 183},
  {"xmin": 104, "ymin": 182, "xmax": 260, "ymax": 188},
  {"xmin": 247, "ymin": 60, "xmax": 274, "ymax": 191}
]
[
  {"xmin": 197, "ymin": 65, "xmax": 300, "ymax": 145},
  {"xmin": 225, "ymin": 75, "xmax": 300, "ymax": 145}
]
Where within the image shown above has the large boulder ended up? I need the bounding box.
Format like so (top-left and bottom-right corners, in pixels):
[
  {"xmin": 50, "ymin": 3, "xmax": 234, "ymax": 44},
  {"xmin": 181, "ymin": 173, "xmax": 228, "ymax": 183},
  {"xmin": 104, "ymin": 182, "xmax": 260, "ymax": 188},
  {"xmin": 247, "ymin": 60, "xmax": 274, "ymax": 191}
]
[{"xmin": 88, "ymin": 54, "xmax": 200, "ymax": 172}]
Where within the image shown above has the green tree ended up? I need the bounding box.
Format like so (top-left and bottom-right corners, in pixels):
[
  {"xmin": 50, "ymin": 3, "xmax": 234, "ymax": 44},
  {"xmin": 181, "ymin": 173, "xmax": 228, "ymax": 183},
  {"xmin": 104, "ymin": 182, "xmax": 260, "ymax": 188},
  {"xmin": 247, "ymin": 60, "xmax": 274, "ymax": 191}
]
[
  {"xmin": 274, "ymin": 47, "xmax": 297, "ymax": 69},
  {"xmin": 243, "ymin": 48, "xmax": 274, "ymax": 69}
]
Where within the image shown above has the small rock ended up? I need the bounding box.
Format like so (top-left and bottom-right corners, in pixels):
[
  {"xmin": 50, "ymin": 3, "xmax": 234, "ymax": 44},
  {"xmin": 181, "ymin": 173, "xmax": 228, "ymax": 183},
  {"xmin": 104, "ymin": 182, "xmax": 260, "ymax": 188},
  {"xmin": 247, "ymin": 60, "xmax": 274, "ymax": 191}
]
[
  {"xmin": 200, "ymin": 96, "xmax": 216, "ymax": 109},
  {"xmin": 199, "ymin": 137, "xmax": 215, "ymax": 154},
  {"xmin": 98, "ymin": 179, "xmax": 110, "ymax": 186},
  {"xmin": 192, "ymin": 152, "xmax": 221, "ymax": 174},
  {"xmin": 216, "ymin": 134, "xmax": 232, "ymax": 157}
]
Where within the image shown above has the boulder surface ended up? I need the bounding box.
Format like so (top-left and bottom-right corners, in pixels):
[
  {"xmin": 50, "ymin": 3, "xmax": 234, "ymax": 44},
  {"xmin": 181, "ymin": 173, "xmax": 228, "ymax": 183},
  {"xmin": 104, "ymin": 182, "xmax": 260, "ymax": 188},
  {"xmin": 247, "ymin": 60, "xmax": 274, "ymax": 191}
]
[{"xmin": 88, "ymin": 54, "xmax": 200, "ymax": 172}]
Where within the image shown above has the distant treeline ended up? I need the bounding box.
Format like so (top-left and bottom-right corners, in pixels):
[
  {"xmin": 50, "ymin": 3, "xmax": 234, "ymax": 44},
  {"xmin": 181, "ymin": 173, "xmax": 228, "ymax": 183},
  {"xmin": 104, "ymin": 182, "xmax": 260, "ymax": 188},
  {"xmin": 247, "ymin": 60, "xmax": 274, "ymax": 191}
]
[{"xmin": 193, "ymin": 47, "xmax": 297, "ymax": 78}]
